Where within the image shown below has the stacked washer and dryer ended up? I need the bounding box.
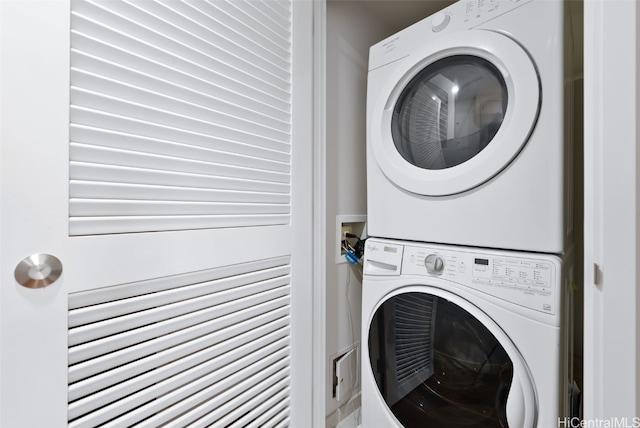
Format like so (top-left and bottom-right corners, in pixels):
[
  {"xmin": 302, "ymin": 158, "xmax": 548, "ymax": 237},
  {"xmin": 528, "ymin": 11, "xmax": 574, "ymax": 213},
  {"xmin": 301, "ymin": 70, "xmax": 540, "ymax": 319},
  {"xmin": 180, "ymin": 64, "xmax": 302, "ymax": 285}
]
[{"xmin": 362, "ymin": 1, "xmax": 578, "ymax": 427}]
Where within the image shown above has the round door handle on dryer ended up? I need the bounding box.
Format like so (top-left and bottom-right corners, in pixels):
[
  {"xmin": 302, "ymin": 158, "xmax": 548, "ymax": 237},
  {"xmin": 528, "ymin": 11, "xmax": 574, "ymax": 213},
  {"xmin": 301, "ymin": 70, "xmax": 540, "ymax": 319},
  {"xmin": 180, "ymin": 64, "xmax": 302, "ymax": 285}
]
[{"xmin": 424, "ymin": 254, "xmax": 445, "ymax": 274}]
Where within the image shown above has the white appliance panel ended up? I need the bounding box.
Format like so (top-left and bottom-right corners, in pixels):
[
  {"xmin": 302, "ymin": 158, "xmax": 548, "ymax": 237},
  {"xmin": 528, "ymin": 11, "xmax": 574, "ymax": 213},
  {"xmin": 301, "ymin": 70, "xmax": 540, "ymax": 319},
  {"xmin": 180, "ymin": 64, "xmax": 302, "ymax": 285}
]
[
  {"xmin": 366, "ymin": 0, "xmax": 573, "ymax": 253},
  {"xmin": 361, "ymin": 238, "xmax": 574, "ymax": 428}
]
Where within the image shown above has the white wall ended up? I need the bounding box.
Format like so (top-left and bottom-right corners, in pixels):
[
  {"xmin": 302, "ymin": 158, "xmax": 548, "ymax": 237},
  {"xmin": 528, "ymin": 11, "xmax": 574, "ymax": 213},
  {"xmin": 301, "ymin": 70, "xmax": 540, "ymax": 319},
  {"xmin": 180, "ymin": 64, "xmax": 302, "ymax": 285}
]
[
  {"xmin": 323, "ymin": 2, "xmax": 455, "ymax": 425},
  {"xmin": 583, "ymin": 0, "xmax": 640, "ymax": 420},
  {"xmin": 324, "ymin": 2, "xmax": 393, "ymax": 423}
]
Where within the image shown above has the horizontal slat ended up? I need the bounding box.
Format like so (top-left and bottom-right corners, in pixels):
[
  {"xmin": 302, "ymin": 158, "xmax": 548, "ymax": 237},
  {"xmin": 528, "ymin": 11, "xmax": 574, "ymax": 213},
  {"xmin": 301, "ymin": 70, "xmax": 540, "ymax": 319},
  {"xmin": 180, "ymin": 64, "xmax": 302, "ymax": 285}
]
[
  {"xmin": 70, "ymin": 163, "xmax": 290, "ymax": 194},
  {"xmin": 70, "ymin": 93, "xmax": 290, "ymax": 150},
  {"xmin": 70, "ymin": 143, "xmax": 290, "ymax": 182},
  {"xmin": 72, "ymin": 70, "xmax": 290, "ymax": 140},
  {"xmin": 69, "ymin": 264, "xmax": 289, "ymax": 327},
  {"xmin": 70, "ymin": 199, "xmax": 289, "ymax": 217},
  {"xmin": 76, "ymin": 0, "xmax": 291, "ymax": 94},
  {"xmin": 71, "ymin": 122, "xmax": 289, "ymax": 164},
  {"xmin": 186, "ymin": 1, "xmax": 290, "ymax": 58},
  {"xmin": 263, "ymin": 0, "xmax": 292, "ymax": 17},
  {"xmin": 245, "ymin": 392, "xmax": 291, "ymax": 428},
  {"xmin": 199, "ymin": 377, "xmax": 290, "ymax": 427},
  {"xmin": 158, "ymin": 0, "xmax": 290, "ymax": 71},
  {"xmin": 69, "ymin": 334, "xmax": 288, "ymax": 427},
  {"xmin": 69, "ymin": 214, "xmax": 289, "ymax": 235},
  {"xmin": 71, "ymin": 106, "xmax": 290, "ymax": 154},
  {"xmin": 69, "ymin": 295, "xmax": 289, "ymax": 365},
  {"xmin": 69, "ymin": 293, "xmax": 289, "ymax": 386},
  {"xmin": 70, "ymin": 54, "xmax": 290, "ymax": 132},
  {"xmin": 68, "ymin": 327, "xmax": 290, "ymax": 423},
  {"xmin": 93, "ymin": 0, "xmax": 291, "ymax": 86},
  {"xmin": 69, "ymin": 277, "xmax": 290, "ymax": 345},
  {"xmin": 264, "ymin": 0, "xmax": 292, "ymax": 17},
  {"xmin": 69, "ymin": 312, "xmax": 290, "ymax": 399},
  {"xmin": 74, "ymin": 341, "xmax": 289, "ymax": 427},
  {"xmin": 70, "ymin": 46, "xmax": 290, "ymax": 123},
  {"xmin": 70, "ymin": 13, "xmax": 290, "ymax": 107},
  {"xmin": 70, "ymin": 181, "xmax": 290, "ymax": 203},
  {"xmin": 142, "ymin": 359, "xmax": 290, "ymax": 427},
  {"xmin": 237, "ymin": 386, "xmax": 290, "ymax": 428},
  {"xmin": 248, "ymin": 0, "xmax": 291, "ymax": 33},
  {"xmin": 96, "ymin": 343, "xmax": 289, "ymax": 428},
  {"xmin": 71, "ymin": 84, "xmax": 289, "ymax": 148},
  {"xmin": 213, "ymin": 0, "xmax": 291, "ymax": 48},
  {"xmin": 69, "ymin": 256, "xmax": 289, "ymax": 308},
  {"xmin": 89, "ymin": 352, "xmax": 289, "ymax": 428},
  {"xmin": 274, "ymin": 416, "xmax": 291, "ymax": 428}
]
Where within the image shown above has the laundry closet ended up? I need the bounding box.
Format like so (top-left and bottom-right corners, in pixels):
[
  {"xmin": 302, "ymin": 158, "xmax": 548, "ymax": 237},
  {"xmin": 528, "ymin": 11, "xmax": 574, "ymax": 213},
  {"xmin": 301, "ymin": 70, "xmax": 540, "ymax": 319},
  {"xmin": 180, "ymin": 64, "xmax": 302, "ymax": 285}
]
[{"xmin": 323, "ymin": 1, "xmax": 584, "ymax": 426}]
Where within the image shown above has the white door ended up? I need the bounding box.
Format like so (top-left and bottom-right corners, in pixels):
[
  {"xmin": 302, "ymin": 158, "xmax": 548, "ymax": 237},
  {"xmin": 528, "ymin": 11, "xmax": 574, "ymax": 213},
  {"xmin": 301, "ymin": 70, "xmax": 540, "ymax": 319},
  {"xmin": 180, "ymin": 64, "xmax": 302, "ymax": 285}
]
[{"xmin": 0, "ymin": 0, "xmax": 313, "ymax": 426}]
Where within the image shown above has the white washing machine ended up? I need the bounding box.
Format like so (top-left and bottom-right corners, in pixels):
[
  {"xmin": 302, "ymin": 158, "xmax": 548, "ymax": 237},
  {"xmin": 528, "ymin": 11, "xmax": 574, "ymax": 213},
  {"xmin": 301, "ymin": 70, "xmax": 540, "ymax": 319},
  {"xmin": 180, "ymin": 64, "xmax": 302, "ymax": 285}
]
[
  {"xmin": 361, "ymin": 238, "xmax": 574, "ymax": 428},
  {"xmin": 366, "ymin": 0, "xmax": 577, "ymax": 253}
]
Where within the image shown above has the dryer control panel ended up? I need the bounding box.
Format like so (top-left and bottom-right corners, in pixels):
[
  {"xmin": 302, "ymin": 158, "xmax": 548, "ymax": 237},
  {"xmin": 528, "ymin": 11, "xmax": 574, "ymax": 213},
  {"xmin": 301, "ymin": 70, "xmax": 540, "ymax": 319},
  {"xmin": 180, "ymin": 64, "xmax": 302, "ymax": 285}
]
[
  {"xmin": 369, "ymin": 0, "xmax": 535, "ymax": 70},
  {"xmin": 400, "ymin": 244, "xmax": 560, "ymax": 315}
]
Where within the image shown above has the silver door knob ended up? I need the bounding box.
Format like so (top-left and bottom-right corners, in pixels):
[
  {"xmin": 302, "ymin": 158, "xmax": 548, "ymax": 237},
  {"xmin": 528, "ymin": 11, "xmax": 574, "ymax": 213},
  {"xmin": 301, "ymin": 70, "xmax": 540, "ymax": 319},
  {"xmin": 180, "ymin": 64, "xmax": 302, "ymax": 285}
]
[{"xmin": 14, "ymin": 254, "xmax": 63, "ymax": 289}]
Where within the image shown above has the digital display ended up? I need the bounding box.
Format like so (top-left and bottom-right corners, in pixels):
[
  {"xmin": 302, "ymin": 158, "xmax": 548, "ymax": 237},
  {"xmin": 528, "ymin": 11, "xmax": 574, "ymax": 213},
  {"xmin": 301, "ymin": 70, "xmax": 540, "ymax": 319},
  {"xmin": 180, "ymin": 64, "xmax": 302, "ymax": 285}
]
[{"xmin": 474, "ymin": 258, "xmax": 489, "ymax": 266}]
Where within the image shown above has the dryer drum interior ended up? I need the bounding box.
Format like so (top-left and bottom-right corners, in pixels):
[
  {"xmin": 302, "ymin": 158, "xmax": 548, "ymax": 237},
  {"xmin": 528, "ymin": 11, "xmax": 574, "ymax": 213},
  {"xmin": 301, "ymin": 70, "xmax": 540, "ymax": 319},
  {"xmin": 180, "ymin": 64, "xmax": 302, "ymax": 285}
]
[
  {"xmin": 369, "ymin": 292, "xmax": 514, "ymax": 428},
  {"xmin": 391, "ymin": 55, "xmax": 508, "ymax": 171}
]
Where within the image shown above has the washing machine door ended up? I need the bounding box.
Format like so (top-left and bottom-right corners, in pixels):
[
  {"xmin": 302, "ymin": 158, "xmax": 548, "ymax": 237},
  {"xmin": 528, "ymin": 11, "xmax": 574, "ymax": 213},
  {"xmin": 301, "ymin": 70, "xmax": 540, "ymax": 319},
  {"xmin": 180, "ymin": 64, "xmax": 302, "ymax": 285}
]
[
  {"xmin": 369, "ymin": 30, "xmax": 540, "ymax": 196},
  {"xmin": 367, "ymin": 288, "xmax": 537, "ymax": 428}
]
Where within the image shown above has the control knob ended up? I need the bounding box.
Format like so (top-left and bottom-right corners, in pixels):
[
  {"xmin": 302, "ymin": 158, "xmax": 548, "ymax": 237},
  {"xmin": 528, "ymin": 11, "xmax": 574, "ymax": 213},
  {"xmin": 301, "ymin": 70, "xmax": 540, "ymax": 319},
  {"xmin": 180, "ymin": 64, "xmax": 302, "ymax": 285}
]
[
  {"xmin": 425, "ymin": 254, "xmax": 445, "ymax": 274},
  {"xmin": 431, "ymin": 12, "xmax": 451, "ymax": 32}
]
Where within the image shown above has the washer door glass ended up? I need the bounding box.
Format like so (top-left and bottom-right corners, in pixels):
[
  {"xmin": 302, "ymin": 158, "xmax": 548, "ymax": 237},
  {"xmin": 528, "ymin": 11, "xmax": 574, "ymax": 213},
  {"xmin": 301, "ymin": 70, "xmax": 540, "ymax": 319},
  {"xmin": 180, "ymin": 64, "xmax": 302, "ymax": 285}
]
[
  {"xmin": 391, "ymin": 55, "xmax": 507, "ymax": 170},
  {"xmin": 368, "ymin": 292, "xmax": 514, "ymax": 427}
]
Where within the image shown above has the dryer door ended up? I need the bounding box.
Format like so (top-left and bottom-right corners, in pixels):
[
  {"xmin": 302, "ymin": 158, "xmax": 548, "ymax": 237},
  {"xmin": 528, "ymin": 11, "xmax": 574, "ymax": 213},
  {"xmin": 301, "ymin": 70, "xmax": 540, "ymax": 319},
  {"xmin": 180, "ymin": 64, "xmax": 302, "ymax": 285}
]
[
  {"xmin": 369, "ymin": 30, "xmax": 540, "ymax": 196},
  {"xmin": 367, "ymin": 288, "xmax": 536, "ymax": 428}
]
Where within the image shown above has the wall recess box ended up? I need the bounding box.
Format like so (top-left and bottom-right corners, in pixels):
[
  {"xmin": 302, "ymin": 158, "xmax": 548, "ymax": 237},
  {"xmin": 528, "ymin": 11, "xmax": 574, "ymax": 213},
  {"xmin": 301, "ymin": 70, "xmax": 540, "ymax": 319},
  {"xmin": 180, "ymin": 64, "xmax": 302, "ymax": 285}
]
[
  {"xmin": 336, "ymin": 215, "xmax": 367, "ymax": 264},
  {"xmin": 333, "ymin": 346, "xmax": 359, "ymax": 402}
]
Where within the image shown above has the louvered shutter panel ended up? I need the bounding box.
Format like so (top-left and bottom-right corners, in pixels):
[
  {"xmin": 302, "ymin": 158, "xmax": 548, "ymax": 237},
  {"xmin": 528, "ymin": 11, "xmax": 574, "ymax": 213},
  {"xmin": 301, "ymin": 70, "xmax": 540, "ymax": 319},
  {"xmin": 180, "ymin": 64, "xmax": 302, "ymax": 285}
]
[
  {"xmin": 68, "ymin": 256, "xmax": 292, "ymax": 427},
  {"xmin": 69, "ymin": 0, "xmax": 292, "ymax": 235}
]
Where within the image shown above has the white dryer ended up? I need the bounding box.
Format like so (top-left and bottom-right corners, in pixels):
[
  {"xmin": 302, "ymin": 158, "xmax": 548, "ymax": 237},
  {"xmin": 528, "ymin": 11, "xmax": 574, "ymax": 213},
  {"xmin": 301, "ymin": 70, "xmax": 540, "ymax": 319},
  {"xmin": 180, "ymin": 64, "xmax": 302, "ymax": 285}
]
[
  {"xmin": 366, "ymin": 0, "xmax": 577, "ymax": 253},
  {"xmin": 361, "ymin": 238, "xmax": 574, "ymax": 428}
]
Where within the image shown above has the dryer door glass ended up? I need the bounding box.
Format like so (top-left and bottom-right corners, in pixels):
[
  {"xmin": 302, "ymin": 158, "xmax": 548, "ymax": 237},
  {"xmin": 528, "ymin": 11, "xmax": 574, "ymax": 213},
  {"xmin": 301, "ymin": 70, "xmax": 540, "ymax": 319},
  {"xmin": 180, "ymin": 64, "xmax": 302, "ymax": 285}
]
[
  {"xmin": 368, "ymin": 292, "xmax": 513, "ymax": 427},
  {"xmin": 391, "ymin": 55, "xmax": 508, "ymax": 170}
]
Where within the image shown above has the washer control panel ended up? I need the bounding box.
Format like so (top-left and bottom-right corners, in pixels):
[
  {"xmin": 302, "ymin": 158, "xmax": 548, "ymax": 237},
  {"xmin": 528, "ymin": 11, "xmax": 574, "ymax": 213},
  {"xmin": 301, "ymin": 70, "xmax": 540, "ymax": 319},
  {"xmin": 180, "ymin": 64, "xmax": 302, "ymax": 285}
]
[
  {"xmin": 471, "ymin": 256, "xmax": 552, "ymax": 292},
  {"xmin": 401, "ymin": 244, "xmax": 559, "ymax": 315}
]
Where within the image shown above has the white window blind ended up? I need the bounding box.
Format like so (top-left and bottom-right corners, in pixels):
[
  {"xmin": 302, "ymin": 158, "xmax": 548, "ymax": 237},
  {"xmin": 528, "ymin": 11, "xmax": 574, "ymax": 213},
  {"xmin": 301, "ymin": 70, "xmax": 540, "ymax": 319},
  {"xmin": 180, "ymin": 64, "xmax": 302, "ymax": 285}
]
[{"xmin": 69, "ymin": 0, "xmax": 293, "ymax": 236}]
